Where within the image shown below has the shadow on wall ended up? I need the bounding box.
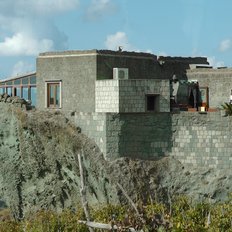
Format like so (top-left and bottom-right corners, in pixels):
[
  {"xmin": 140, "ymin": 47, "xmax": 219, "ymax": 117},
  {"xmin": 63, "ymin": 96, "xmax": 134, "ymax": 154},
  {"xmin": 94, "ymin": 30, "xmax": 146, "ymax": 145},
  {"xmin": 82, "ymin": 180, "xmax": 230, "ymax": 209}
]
[{"xmin": 106, "ymin": 113, "xmax": 172, "ymax": 160}]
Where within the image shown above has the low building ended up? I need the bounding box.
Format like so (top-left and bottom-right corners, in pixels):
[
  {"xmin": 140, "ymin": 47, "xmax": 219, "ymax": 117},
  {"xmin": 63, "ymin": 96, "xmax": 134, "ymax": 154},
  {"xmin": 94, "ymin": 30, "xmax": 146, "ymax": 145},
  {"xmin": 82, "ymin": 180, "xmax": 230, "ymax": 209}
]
[
  {"xmin": 1, "ymin": 50, "xmax": 232, "ymax": 169},
  {"xmin": 36, "ymin": 50, "xmax": 210, "ymax": 114},
  {"xmin": 0, "ymin": 72, "xmax": 36, "ymax": 106}
]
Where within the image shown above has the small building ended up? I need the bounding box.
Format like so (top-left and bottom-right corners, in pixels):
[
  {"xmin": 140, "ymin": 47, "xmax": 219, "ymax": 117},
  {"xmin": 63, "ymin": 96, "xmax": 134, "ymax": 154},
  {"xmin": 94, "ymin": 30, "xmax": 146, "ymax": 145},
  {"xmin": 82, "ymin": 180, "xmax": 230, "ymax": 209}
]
[
  {"xmin": 0, "ymin": 72, "xmax": 37, "ymax": 106},
  {"xmin": 36, "ymin": 50, "xmax": 210, "ymax": 114},
  {"xmin": 1, "ymin": 50, "xmax": 232, "ymax": 169},
  {"xmin": 36, "ymin": 50, "xmax": 170, "ymax": 114},
  {"xmin": 34, "ymin": 50, "xmax": 213, "ymax": 160}
]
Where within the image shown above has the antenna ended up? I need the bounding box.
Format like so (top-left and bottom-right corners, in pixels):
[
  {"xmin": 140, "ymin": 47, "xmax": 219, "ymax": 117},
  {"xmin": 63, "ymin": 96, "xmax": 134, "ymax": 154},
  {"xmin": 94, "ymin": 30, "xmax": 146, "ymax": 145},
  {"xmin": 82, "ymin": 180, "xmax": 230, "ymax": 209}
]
[{"xmin": 118, "ymin": 46, "xmax": 123, "ymax": 52}]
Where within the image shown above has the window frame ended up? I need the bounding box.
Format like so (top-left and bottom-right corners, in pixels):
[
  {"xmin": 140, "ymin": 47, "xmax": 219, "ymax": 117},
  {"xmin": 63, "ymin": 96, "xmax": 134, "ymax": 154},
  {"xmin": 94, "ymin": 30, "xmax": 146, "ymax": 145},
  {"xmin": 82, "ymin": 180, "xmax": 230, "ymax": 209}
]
[
  {"xmin": 45, "ymin": 80, "xmax": 62, "ymax": 109},
  {"xmin": 0, "ymin": 74, "xmax": 36, "ymax": 105}
]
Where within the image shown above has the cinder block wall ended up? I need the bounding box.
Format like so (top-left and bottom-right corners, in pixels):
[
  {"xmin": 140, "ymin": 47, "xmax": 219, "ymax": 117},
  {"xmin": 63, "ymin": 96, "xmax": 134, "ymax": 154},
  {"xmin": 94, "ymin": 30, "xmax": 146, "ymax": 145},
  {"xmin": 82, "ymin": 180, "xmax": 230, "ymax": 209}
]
[
  {"xmin": 105, "ymin": 113, "xmax": 172, "ymax": 160},
  {"xmin": 171, "ymin": 112, "xmax": 232, "ymax": 169},
  {"xmin": 187, "ymin": 68, "xmax": 232, "ymax": 108},
  {"xmin": 95, "ymin": 79, "xmax": 170, "ymax": 113},
  {"xmin": 104, "ymin": 112, "xmax": 232, "ymax": 169},
  {"xmin": 69, "ymin": 111, "xmax": 232, "ymax": 170},
  {"xmin": 72, "ymin": 112, "xmax": 107, "ymax": 157},
  {"xmin": 95, "ymin": 80, "xmax": 119, "ymax": 112},
  {"xmin": 118, "ymin": 79, "xmax": 170, "ymax": 113},
  {"xmin": 36, "ymin": 50, "xmax": 97, "ymax": 114}
]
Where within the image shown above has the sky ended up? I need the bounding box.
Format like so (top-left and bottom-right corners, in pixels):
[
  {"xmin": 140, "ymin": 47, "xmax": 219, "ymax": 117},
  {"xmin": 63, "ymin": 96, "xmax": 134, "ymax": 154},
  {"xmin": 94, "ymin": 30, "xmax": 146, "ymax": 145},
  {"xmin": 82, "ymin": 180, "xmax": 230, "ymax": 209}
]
[{"xmin": 0, "ymin": 0, "xmax": 232, "ymax": 79}]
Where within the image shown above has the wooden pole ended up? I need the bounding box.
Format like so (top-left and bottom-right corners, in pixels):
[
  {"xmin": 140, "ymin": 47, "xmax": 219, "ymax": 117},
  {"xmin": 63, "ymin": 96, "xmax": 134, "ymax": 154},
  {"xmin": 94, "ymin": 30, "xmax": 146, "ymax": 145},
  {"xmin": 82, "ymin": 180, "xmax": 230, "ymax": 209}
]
[
  {"xmin": 78, "ymin": 152, "xmax": 94, "ymax": 232},
  {"xmin": 78, "ymin": 220, "xmax": 137, "ymax": 231}
]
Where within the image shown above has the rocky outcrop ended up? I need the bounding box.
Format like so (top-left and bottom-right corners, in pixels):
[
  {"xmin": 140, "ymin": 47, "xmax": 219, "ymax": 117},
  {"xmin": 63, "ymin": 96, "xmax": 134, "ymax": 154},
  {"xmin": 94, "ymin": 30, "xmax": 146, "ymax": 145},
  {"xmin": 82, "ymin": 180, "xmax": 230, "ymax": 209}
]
[
  {"xmin": 0, "ymin": 94, "xmax": 31, "ymax": 109},
  {"xmin": 0, "ymin": 98, "xmax": 231, "ymax": 220}
]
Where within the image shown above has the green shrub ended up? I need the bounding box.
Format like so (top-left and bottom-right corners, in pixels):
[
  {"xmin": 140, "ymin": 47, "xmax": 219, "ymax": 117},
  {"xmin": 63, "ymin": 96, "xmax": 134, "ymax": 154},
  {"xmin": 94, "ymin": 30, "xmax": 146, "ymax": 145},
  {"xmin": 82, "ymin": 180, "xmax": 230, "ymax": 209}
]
[
  {"xmin": 0, "ymin": 196, "xmax": 231, "ymax": 231},
  {"xmin": 221, "ymin": 102, "xmax": 232, "ymax": 116}
]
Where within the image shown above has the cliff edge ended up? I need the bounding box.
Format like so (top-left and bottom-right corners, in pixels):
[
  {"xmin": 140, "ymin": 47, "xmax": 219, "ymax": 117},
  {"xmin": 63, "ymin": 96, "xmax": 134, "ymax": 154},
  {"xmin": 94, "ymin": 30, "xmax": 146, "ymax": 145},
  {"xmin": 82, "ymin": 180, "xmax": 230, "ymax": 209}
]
[{"xmin": 0, "ymin": 96, "xmax": 231, "ymax": 220}]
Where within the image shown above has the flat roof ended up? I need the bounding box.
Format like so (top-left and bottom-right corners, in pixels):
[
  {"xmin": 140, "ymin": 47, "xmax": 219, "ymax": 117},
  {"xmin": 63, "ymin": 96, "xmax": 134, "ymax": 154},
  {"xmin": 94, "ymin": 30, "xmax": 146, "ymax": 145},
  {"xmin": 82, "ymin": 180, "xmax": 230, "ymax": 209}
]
[
  {"xmin": 0, "ymin": 71, "xmax": 36, "ymax": 83},
  {"xmin": 38, "ymin": 49, "xmax": 158, "ymax": 60}
]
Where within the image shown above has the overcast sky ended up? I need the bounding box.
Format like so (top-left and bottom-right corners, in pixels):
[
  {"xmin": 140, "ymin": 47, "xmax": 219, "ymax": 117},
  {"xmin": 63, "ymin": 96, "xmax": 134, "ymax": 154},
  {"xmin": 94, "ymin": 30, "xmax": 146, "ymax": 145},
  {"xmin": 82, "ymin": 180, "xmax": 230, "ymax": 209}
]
[{"xmin": 0, "ymin": 0, "xmax": 232, "ymax": 79}]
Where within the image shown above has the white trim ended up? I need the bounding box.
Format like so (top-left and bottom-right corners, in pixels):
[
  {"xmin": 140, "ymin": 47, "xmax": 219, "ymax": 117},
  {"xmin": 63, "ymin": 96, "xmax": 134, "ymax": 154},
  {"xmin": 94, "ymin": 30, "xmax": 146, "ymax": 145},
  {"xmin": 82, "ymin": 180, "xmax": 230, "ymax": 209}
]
[
  {"xmin": 45, "ymin": 82, "xmax": 47, "ymax": 108},
  {"xmin": 38, "ymin": 53, "xmax": 155, "ymax": 60},
  {"xmin": 59, "ymin": 81, "xmax": 62, "ymax": 108},
  {"xmin": 39, "ymin": 53, "xmax": 97, "ymax": 58},
  {"xmin": 45, "ymin": 79, "xmax": 62, "ymax": 83}
]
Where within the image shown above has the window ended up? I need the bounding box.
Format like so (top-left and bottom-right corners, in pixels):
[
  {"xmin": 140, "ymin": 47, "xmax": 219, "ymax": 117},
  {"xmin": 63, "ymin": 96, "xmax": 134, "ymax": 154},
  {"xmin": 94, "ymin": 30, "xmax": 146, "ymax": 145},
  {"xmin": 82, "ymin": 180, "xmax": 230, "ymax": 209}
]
[
  {"xmin": 14, "ymin": 79, "xmax": 21, "ymax": 85},
  {"xmin": 14, "ymin": 87, "xmax": 21, "ymax": 97},
  {"xmin": 6, "ymin": 81, "xmax": 12, "ymax": 85},
  {"xmin": 0, "ymin": 88, "xmax": 5, "ymax": 94},
  {"xmin": 22, "ymin": 87, "xmax": 29, "ymax": 100},
  {"xmin": 6, "ymin": 87, "xmax": 12, "ymax": 96},
  {"xmin": 30, "ymin": 87, "xmax": 37, "ymax": 106},
  {"xmin": 0, "ymin": 74, "xmax": 36, "ymax": 106},
  {"xmin": 22, "ymin": 78, "xmax": 29, "ymax": 85},
  {"xmin": 30, "ymin": 75, "xmax": 36, "ymax": 84},
  {"xmin": 146, "ymin": 94, "xmax": 160, "ymax": 112},
  {"xmin": 46, "ymin": 81, "xmax": 61, "ymax": 108}
]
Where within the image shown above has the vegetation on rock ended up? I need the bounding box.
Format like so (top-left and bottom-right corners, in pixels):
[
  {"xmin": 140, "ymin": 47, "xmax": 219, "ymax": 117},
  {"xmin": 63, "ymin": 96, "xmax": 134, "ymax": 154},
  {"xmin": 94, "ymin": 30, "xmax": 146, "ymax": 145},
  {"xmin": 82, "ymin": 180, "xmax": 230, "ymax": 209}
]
[{"xmin": 0, "ymin": 194, "xmax": 231, "ymax": 231}]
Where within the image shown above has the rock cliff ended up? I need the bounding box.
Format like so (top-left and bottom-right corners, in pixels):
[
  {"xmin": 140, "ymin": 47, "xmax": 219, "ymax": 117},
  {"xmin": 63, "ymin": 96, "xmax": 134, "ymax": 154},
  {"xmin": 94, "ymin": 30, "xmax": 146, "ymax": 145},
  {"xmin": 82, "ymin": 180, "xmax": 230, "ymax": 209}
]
[{"xmin": 0, "ymin": 95, "xmax": 231, "ymax": 220}]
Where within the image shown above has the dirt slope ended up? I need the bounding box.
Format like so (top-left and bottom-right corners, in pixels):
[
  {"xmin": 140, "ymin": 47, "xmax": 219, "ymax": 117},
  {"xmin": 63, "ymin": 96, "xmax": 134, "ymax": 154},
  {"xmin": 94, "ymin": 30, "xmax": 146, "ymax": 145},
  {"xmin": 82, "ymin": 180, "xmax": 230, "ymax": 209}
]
[{"xmin": 0, "ymin": 97, "xmax": 231, "ymax": 220}]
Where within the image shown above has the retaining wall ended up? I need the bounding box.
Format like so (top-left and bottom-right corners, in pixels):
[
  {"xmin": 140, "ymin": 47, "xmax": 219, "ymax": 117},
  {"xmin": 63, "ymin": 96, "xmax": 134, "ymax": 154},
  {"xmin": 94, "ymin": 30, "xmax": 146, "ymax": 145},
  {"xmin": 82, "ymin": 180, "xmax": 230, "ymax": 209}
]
[
  {"xmin": 171, "ymin": 112, "xmax": 232, "ymax": 169},
  {"xmin": 72, "ymin": 112, "xmax": 107, "ymax": 158},
  {"xmin": 71, "ymin": 111, "xmax": 232, "ymax": 170}
]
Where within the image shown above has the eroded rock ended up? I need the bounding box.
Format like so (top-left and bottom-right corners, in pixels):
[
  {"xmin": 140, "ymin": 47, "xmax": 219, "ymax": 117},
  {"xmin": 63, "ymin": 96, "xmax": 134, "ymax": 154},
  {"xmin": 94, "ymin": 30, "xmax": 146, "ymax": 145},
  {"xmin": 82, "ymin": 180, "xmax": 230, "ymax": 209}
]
[{"xmin": 0, "ymin": 101, "xmax": 231, "ymax": 220}]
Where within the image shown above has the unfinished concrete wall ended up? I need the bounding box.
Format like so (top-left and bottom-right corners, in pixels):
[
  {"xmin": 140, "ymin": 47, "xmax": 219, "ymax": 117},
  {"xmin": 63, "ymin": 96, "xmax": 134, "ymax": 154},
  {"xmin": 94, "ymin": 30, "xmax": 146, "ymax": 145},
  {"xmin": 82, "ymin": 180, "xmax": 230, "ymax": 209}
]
[
  {"xmin": 118, "ymin": 79, "xmax": 170, "ymax": 113},
  {"xmin": 95, "ymin": 79, "xmax": 170, "ymax": 113},
  {"xmin": 95, "ymin": 80, "xmax": 119, "ymax": 112},
  {"xmin": 186, "ymin": 68, "xmax": 232, "ymax": 108},
  {"xmin": 105, "ymin": 112, "xmax": 232, "ymax": 170},
  {"xmin": 97, "ymin": 51, "xmax": 209, "ymax": 81},
  {"xmin": 171, "ymin": 112, "xmax": 232, "ymax": 170},
  {"xmin": 96, "ymin": 51, "xmax": 161, "ymax": 80},
  {"xmin": 36, "ymin": 50, "xmax": 97, "ymax": 114},
  {"xmin": 105, "ymin": 113, "xmax": 172, "ymax": 160},
  {"xmin": 68, "ymin": 110, "xmax": 232, "ymax": 171},
  {"xmin": 72, "ymin": 112, "xmax": 107, "ymax": 157}
]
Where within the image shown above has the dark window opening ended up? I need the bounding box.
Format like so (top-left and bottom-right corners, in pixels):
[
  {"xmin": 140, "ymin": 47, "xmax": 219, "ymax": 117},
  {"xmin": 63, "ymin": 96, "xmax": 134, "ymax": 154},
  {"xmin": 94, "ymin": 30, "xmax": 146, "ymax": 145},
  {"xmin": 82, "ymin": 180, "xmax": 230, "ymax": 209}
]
[{"xmin": 146, "ymin": 95, "xmax": 159, "ymax": 112}]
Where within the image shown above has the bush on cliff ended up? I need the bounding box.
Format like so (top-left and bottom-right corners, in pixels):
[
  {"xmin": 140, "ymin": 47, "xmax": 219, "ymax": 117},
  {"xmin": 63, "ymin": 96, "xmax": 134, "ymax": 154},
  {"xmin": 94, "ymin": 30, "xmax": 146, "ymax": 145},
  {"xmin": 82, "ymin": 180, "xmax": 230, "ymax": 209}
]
[{"xmin": 0, "ymin": 194, "xmax": 231, "ymax": 232}]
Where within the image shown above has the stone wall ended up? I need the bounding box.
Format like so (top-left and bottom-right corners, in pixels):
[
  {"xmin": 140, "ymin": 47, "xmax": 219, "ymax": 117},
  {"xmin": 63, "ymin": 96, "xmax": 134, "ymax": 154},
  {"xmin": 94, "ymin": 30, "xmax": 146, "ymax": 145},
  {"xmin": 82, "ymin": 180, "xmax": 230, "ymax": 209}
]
[
  {"xmin": 171, "ymin": 112, "xmax": 232, "ymax": 169},
  {"xmin": 105, "ymin": 112, "xmax": 232, "ymax": 169},
  {"xmin": 118, "ymin": 79, "xmax": 170, "ymax": 113},
  {"xmin": 36, "ymin": 51, "xmax": 97, "ymax": 113},
  {"xmin": 186, "ymin": 68, "xmax": 232, "ymax": 107},
  {"xmin": 96, "ymin": 52, "xmax": 161, "ymax": 80},
  {"xmin": 105, "ymin": 113, "xmax": 172, "ymax": 160},
  {"xmin": 95, "ymin": 79, "xmax": 170, "ymax": 113},
  {"xmin": 71, "ymin": 111, "xmax": 232, "ymax": 170},
  {"xmin": 95, "ymin": 80, "xmax": 119, "ymax": 112},
  {"xmin": 96, "ymin": 52, "xmax": 209, "ymax": 81},
  {"xmin": 72, "ymin": 112, "xmax": 107, "ymax": 158}
]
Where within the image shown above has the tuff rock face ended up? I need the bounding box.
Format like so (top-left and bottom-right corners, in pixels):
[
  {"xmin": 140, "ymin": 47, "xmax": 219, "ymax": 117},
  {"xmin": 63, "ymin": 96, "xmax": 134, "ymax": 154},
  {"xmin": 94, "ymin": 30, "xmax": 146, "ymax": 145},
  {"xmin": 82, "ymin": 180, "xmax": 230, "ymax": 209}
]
[{"xmin": 0, "ymin": 99, "xmax": 231, "ymax": 220}]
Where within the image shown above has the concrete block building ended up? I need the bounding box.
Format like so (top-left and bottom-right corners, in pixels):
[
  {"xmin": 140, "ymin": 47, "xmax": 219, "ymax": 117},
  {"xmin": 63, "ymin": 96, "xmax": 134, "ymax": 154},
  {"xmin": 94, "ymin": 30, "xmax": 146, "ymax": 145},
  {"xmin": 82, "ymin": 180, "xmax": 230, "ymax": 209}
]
[
  {"xmin": 36, "ymin": 50, "xmax": 172, "ymax": 114},
  {"xmin": 1, "ymin": 49, "xmax": 232, "ymax": 169}
]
